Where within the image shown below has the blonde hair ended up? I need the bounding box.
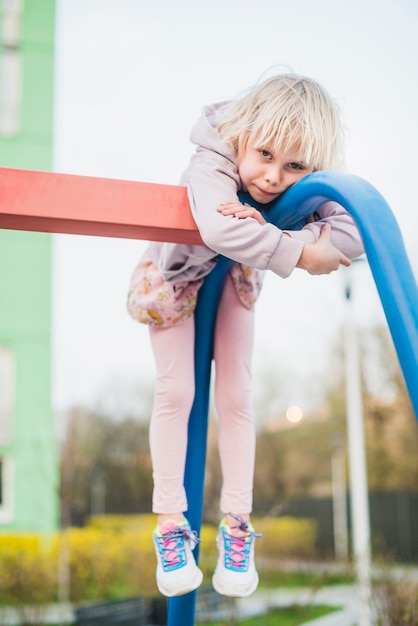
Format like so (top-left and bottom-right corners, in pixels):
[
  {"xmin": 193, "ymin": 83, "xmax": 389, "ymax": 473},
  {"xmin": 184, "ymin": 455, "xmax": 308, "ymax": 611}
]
[{"xmin": 218, "ymin": 74, "xmax": 344, "ymax": 171}]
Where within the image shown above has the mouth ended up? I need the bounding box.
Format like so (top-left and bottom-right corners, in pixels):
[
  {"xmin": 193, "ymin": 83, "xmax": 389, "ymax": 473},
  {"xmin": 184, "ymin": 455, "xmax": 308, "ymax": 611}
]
[{"xmin": 253, "ymin": 185, "xmax": 280, "ymax": 199}]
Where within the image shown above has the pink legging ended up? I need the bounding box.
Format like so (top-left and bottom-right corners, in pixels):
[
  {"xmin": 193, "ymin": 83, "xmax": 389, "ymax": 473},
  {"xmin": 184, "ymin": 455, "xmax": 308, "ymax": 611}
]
[{"xmin": 149, "ymin": 273, "xmax": 256, "ymax": 516}]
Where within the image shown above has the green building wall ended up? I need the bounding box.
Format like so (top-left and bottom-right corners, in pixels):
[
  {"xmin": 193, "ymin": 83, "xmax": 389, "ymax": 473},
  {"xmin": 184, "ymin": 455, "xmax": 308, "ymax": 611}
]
[{"xmin": 0, "ymin": 1, "xmax": 58, "ymax": 532}]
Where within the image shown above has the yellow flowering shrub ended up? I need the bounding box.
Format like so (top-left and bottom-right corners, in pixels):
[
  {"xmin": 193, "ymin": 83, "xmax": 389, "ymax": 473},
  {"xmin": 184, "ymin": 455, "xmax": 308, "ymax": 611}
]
[
  {"xmin": 254, "ymin": 516, "xmax": 317, "ymax": 559},
  {"xmin": 51, "ymin": 527, "xmax": 133, "ymax": 601},
  {"xmin": 118, "ymin": 529, "xmax": 158, "ymax": 597},
  {"xmin": 196, "ymin": 525, "xmax": 218, "ymax": 579},
  {"xmin": 0, "ymin": 536, "xmax": 56, "ymax": 608},
  {"xmin": 0, "ymin": 534, "xmax": 42, "ymax": 553},
  {"xmin": 0, "ymin": 515, "xmax": 317, "ymax": 606}
]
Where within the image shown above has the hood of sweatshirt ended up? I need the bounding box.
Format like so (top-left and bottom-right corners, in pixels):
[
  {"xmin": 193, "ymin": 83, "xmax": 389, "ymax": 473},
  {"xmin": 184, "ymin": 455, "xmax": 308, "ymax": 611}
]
[{"xmin": 189, "ymin": 101, "xmax": 237, "ymax": 166}]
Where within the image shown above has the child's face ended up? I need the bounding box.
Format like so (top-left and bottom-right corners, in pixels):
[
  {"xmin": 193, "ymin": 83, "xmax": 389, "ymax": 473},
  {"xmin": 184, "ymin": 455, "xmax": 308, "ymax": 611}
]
[{"xmin": 238, "ymin": 142, "xmax": 314, "ymax": 204}]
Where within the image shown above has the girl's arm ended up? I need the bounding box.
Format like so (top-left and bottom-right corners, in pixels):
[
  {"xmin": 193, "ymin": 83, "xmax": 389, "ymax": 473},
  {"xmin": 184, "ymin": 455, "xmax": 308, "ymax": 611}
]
[
  {"xmin": 184, "ymin": 153, "xmax": 306, "ymax": 278},
  {"xmin": 284, "ymin": 201, "xmax": 364, "ymax": 260},
  {"xmin": 295, "ymin": 223, "xmax": 351, "ymax": 274},
  {"xmin": 184, "ymin": 149, "xmax": 362, "ymax": 278},
  {"xmin": 218, "ymin": 200, "xmax": 351, "ymax": 274},
  {"xmin": 217, "ymin": 201, "xmax": 267, "ymax": 225}
]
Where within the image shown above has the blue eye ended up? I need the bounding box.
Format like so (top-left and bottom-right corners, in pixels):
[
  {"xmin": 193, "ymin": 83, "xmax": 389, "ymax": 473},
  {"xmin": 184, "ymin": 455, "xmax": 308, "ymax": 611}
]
[{"xmin": 260, "ymin": 150, "xmax": 272, "ymax": 159}]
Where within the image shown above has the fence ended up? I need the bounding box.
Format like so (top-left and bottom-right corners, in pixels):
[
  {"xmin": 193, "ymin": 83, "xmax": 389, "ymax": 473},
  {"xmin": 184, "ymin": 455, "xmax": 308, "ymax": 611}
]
[{"xmin": 282, "ymin": 491, "xmax": 418, "ymax": 562}]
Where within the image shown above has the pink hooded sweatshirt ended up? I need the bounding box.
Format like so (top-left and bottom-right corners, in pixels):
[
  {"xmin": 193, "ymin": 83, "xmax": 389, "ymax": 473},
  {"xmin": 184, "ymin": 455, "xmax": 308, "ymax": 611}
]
[{"xmin": 148, "ymin": 102, "xmax": 364, "ymax": 282}]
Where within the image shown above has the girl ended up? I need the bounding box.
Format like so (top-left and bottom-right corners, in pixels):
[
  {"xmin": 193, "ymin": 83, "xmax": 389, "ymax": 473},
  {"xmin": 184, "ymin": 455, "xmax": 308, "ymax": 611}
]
[{"xmin": 127, "ymin": 73, "xmax": 364, "ymax": 598}]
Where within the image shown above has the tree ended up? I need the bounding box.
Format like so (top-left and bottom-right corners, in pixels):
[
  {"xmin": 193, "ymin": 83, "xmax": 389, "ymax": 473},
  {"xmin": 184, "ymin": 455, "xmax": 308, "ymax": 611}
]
[
  {"xmin": 360, "ymin": 326, "xmax": 418, "ymax": 491},
  {"xmin": 61, "ymin": 323, "xmax": 418, "ymax": 527},
  {"xmin": 60, "ymin": 408, "xmax": 154, "ymax": 524}
]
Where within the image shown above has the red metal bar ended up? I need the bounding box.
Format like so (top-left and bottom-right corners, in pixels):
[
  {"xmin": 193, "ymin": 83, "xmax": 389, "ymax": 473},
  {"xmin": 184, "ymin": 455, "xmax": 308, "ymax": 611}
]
[{"xmin": 0, "ymin": 167, "xmax": 203, "ymax": 244}]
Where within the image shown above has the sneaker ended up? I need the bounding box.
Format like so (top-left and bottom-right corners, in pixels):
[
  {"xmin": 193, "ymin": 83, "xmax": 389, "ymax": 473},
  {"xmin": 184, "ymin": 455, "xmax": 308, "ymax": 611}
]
[
  {"xmin": 153, "ymin": 519, "xmax": 203, "ymax": 597},
  {"xmin": 212, "ymin": 514, "xmax": 261, "ymax": 597}
]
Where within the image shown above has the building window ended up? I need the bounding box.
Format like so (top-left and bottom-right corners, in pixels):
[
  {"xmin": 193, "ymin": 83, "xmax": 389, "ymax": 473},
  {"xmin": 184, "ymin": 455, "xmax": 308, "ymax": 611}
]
[
  {"xmin": 0, "ymin": 0, "xmax": 23, "ymax": 136},
  {"xmin": 0, "ymin": 346, "xmax": 14, "ymax": 444},
  {"xmin": 0, "ymin": 456, "xmax": 14, "ymax": 523}
]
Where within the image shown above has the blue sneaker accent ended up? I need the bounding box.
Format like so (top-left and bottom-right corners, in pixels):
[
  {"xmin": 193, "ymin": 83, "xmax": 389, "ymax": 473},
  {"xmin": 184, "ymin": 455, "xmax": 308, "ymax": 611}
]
[
  {"xmin": 222, "ymin": 525, "xmax": 252, "ymax": 572},
  {"xmin": 212, "ymin": 514, "xmax": 261, "ymax": 597},
  {"xmin": 154, "ymin": 520, "xmax": 199, "ymax": 572},
  {"xmin": 153, "ymin": 520, "xmax": 203, "ymax": 596}
]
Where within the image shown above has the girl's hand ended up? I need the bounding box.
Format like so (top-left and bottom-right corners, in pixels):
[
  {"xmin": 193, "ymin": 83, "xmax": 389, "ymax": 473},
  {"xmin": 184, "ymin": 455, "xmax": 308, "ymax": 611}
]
[
  {"xmin": 217, "ymin": 201, "xmax": 267, "ymax": 226},
  {"xmin": 296, "ymin": 224, "xmax": 351, "ymax": 274}
]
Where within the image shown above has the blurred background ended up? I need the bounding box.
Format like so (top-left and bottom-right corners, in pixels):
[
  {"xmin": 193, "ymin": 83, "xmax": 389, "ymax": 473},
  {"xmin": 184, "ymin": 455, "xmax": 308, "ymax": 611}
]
[
  {"xmin": 51, "ymin": 0, "xmax": 418, "ymax": 418},
  {"xmin": 0, "ymin": 0, "xmax": 417, "ymax": 567}
]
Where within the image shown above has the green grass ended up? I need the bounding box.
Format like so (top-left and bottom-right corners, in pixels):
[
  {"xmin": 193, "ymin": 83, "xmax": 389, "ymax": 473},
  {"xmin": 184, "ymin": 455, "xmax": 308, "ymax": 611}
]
[
  {"xmin": 200, "ymin": 603, "xmax": 341, "ymax": 625},
  {"xmin": 258, "ymin": 567, "xmax": 354, "ymax": 589},
  {"xmin": 22, "ymin": 601, "xmax": 342, "ymax": 626}
]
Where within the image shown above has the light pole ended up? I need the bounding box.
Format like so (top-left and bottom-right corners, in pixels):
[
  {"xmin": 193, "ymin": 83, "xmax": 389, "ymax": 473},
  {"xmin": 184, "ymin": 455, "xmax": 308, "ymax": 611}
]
[
  {"xmin": 330, "ymin": 433, "xmax": 349, "ymax": 562},
  {"xmin": 343, "ymin": 262, "xmax": 372, "ymax": 626}
]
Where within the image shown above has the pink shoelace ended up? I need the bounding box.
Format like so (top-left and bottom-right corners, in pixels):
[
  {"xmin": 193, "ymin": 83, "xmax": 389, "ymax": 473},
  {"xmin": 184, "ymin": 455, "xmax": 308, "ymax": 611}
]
[
  {"xmin": 158, "ymin": 521, "xmax": 200, "ymax": 570},
  {"xmin": 223, "ymin": 514, "xmax": 262, "ymax": 571}
]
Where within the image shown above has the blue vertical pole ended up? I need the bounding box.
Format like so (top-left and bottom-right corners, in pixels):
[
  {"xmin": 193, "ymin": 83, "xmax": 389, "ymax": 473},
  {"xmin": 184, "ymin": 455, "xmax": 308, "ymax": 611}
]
[{"xmin": 167, "ymin": 256, "xmax": 233, "ymax": 626}]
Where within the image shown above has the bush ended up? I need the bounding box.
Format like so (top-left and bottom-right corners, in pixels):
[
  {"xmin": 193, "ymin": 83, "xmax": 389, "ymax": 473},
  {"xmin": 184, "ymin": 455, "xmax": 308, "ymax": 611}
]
[
  {"xmin": 52, "ymin": 528, "xmax": 129, "ymax": 602},
  {"xmin": 374, "ymin": 576, "xmax": 418, "ymax": 625},
  {"xmin": 80, "ymin": 515, "xmax": 158, "ymax": 597},
  {"xmin": 0, "ymin": 535, "xmax": 56, "ymax": 626},
  {"xmin": 0, "ymin": 536, "xmax": 56, "ymax": 605},
  {"xmin": 0, "ymin": 514, "xmax": 318, "ymax": 610},
  {"xmin": 254, "ymin": 516, "xmax": 317, "ymax": 559},
  {"xmin": 196, "ymin": 525, "xmax": 218, "ymax": 580}
]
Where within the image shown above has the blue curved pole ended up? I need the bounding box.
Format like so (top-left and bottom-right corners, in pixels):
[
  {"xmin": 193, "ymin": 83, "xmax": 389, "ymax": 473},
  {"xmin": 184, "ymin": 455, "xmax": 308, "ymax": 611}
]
[
  {"xmin": 167, "ymin": 171, "xmax": 418, "ymax": 626},
  {"xmin": 258, "ymin": 171, "xmax": 418, "ymax": 419}
]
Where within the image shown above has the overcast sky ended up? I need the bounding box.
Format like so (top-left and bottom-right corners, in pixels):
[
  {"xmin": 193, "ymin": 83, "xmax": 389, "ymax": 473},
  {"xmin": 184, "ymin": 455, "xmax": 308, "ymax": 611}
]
[{"xmin": 51, "ymin": 0, "xmax": 418, "ymax": 419}]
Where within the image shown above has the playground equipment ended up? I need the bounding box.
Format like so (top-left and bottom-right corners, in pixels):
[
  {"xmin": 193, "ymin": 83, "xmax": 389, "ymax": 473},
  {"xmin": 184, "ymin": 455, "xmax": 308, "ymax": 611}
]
[
  {"xmin": 169, "ymin": 171, "xmax": 418, "ymax": 626},
  {"xmin": 0, "ymin": 167, "xmax": 417, "ymax": 626}
]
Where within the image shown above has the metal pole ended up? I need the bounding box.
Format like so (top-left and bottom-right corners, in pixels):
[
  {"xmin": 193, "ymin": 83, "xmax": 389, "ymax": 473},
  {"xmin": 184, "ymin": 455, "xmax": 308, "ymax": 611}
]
[
  {"xmin": 167, "ymin": 257, "xmax": 233, "ymax": 626},
  {"xmin": 330, "ymin": 433, "xmax": 349, "ymax": 562},
  {"xmin": 343, "ymin": 267, "xmax": 372, "ymax": 626}
]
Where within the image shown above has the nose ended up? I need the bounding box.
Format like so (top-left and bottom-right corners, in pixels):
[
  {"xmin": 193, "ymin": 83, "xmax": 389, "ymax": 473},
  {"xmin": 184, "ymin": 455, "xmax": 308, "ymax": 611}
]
[
  {"xmin": 265, "ymin": 167, "xmax": 297, "ymax": 191},
  {"xmin": 264, "ymin": 165, "xmax": 281, "ymax": 186}
]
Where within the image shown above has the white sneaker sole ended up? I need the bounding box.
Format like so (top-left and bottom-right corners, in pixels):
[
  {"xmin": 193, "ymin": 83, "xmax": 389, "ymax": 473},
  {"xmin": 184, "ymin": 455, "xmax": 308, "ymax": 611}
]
[
  {"xmin": 157, "ymin": 566, "xmax": 203, "ymax": 597},
  {"xmin": 212, "ymin": 570, "xmax": 259, "ymax": 598}
]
